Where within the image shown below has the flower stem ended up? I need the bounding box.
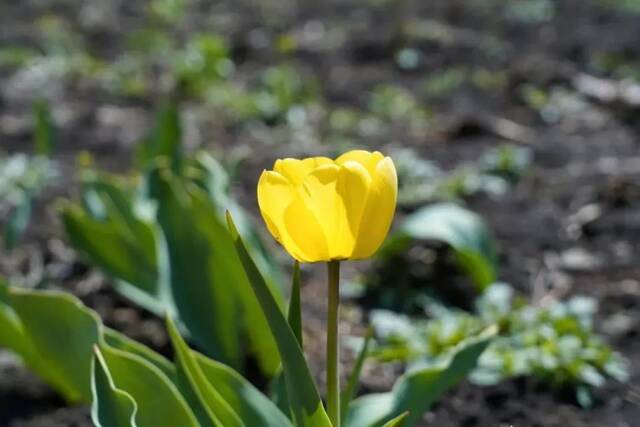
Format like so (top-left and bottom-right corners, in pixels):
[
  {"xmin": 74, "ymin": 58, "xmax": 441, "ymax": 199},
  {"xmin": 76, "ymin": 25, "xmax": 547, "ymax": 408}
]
[{"xmin": 327, "ymin": 260, "xmax": 341, "ymax": 427}]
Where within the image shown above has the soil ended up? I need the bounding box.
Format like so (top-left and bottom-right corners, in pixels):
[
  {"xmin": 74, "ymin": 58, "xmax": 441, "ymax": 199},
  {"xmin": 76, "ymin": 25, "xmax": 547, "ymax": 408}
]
[{"xmin": 1, "ymin": 0, "xmax": 640, "ymax": 426}]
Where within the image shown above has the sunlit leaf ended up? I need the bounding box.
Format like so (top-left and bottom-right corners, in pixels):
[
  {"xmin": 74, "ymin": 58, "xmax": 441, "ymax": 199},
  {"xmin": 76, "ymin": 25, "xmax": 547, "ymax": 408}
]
[
  {"xmin": 167, "ymin": 316, "xmax": 243, "ymax": 427},
  {"xmin": 227, "ymin": 213, "xmax": 332, "ymax": 427},
  {"xmin": 399, "ymin": 203, "xmax": 498, "ymax": 290}
]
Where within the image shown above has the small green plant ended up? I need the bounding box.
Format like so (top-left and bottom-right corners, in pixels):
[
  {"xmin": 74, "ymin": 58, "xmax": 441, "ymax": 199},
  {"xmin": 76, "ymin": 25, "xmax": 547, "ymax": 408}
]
[
  {"xmin": 1, "ymin": 100, "xmax": 57, "ymax": 250},
  {"xmin": 371, "ymin": 283, "xmax": 629, "ymax": 407},
  {"xmin": 393, "ymin": 145, "xmax": 532, "ymax": 207}
]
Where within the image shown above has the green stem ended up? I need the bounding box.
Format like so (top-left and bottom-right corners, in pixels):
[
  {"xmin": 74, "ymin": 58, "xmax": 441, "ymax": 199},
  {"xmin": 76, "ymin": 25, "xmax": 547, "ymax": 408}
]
[{"xmin": 327, "ymin": 260, "xmax": 341, "ymax": 427}]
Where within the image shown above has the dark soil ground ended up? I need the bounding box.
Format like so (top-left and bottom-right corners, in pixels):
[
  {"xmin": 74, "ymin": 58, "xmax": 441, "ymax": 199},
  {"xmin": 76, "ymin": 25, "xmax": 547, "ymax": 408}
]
[{"xmin": 1, "ymin": 0, "xmax": 640, "ymax": 426}]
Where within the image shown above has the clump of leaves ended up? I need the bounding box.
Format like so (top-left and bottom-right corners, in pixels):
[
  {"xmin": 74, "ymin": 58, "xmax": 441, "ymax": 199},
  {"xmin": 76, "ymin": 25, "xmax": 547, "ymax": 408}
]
[
  {"xmin": 371, "ymin": 283, "xmax": 629, "ymax": 406},
  {"xmin": 0, "ymin": 154, "xmax": 57, "ymax": 249},
  {"xmin": 502, "ymin": 0, "xmax": 555, "ymax": 24},
  {"xmin": 393, "ymin": 144, "xmax": 532, "ymax": 207}
]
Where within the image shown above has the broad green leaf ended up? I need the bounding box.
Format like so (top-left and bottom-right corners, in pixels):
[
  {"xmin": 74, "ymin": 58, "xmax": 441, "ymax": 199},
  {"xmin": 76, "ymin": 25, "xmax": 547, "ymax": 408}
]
[
  {"xmin": 400, "ymin": 203, "xmax": 498, "ymax": 291},
  {"xmin": 99, "ymin": 343, "xmax": 199, "ymax": 427},
  {"xmin": 149, "ymin": 169, "xmax": 241, "ymax": 368},
  {"xmin": 92, "ymin": 348, "xmax": 139, "ymax": 427},
  {"xmin": 186, "ymin": 152, "xmax": 285, "ymax": 373},
  {"xmin": 346, "ymin": 328, "xmax": 495, "ymax": 427},
  {"xmin": 0, "ymin": 279, "xmax": 36, "ymax": 362},
  {"xmin": 61, "ymin": 203, "xmax": 162, "ymax": 310},
  {"xmin": 227, "ymin": 213, "xmax": 332, "ymax": 427},
  {"xmin": 103, "ymin": 328, "xmax": 175, "ymax": 380},
  {"xmin": 149, "ymin": 167, "xmax": 280, "ymax": 374},
  {"xmin": 166, "ymin": 317, "xmax": 244, "ymax": 427},
  {"xmin": 196, "ymin": 353, "xmax": 293, "ymax": 427},
  {"xmin": 188, "ymin": 152, "xmax": 285, "ymax": 292},
  {"xmin": 341, "ymin": 329, "xmax": 373, "ymax": 423},
  {"xmin": 8, "ymin": 287, "xmax": 102, "ymax": 402},
  {"xmin": 33, "ymin": 99, "xmax": 55, "ymax": 156}
]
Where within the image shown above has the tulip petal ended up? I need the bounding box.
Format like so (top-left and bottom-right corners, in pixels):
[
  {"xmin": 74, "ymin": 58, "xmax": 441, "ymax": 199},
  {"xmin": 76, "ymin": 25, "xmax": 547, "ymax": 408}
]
[
  {"xmin": 283, "ymin": 193, "xmax": 330, "ymax": 262},
  {"xmin": 336, "ymin": 150, "xmax": 384, "ymax": 176},
  {"xmin": 274, "ymin": 157, "xmax": 332, "ymax": 185},
  {"xmin": 337, "ymin": 161, "xmax": 371, "ymax": 258},
  {"xmin": 257, "ymin": 171, "xmax": 307, "ymax": 261},
  {"xmin": 351, "ymin": 157, "xmax": 397, "ymax": 259},
  {"xmin": 301, "ymin": 164, "xmax": 343, "ymax": 258}
]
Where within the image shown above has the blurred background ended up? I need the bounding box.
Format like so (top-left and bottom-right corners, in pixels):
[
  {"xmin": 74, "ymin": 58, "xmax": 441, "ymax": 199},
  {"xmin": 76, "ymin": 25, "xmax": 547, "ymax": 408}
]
[{"xmin": 1, "ymin": 0, "xmax": 640, "ymax": 426}]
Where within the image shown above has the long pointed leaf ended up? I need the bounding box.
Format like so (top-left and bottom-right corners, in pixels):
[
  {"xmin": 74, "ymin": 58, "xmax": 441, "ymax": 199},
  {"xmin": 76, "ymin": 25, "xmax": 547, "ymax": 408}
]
[
  {"xmin": 195, "ymin": 352, "xmax": 293, "ymax": 427},
  {"xmin": 166, "ymin": 316, "xmax": 244, "ymax": 427},
  {"xmin": 227, "ymin": 213, "xmax": 332, "ymax": 427}
]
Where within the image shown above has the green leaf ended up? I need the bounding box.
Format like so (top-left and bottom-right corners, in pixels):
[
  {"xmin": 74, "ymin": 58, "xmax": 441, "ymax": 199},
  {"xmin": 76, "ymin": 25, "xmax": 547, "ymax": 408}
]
[
  {"xmin": 288, "ymin": 261, "xmax": 303, "ymax": 346},
  {"xmin": 149, "ymin": 169, "xmax": 241, "ymax": 368},
  {"xmin": 99, "ymin": 343, "xmax": 199, "ymax": 427},
  {"xmin": 8, "ymin": 287, "xmax": 102, "ymax": 402},
  {"xmin": 3, "ymin": 196, "xmax": 31, "ymax": 250},
  {"xmin": 167, "ymin": 316, "xmax": 244, "ymax": 427},
  {"xmin": 61, "ymin": 202, "xmax": 162, "ymax": 310},
  {"xmin": 400, "ymin": 203, "xmax": 498, "ymax": 291},
  {"xmin": 103, "ymin": 328, "xmax": 175, "ymax": 380},
  {"xmin": 195, "ymin": 352, "xmax": 293, "ymax": 427},
  {"xmin": 272, "ymin": 260, "xmax": 303, "ymax": 415},
  {"xmin": 91, "ymin": 348, "xmax": 139, "ymax": 427},
  {"xmin": 381, "ymin": 412, "xmax": 409, "ymax": 427},
  {"xmin": 0, "ymin": 279, "xmax": 36, "ymax": 362},
  {"xmin": 341, "ymin": 329, "xmax": 373, "ymax": 423},
  {"xmin": 136, "ymin": 102, "xmax": 182, "ymax": 171},
  {"xmin": 0, "ymin": 281, "xmax": 176, "ymax": 406},
  {"xmin": 150, "ymin": 168, "xmax": 280, "ymax": 374},
  {"xmin": 346, "ymin": 328, "xmax": 495, "ymax": 427},
  {"xmin": 227, "ymin": 213, "xmax": 332, "ymax": 427},
  {"xmin": 33, "ymin": 99, "xmax": 55, "ymax": 156}
]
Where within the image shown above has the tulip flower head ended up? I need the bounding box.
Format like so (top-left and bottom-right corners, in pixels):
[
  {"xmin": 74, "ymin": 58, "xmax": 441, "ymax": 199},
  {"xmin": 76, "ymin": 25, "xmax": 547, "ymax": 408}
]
[{"xmin": 257, "ymin": 150, "xmax": 397, "ymax": 262}]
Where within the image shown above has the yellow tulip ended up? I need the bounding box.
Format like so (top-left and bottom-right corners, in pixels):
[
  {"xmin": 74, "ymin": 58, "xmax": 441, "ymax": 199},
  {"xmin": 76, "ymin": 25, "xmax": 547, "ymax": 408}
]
[{"xmin": 257, "ymin": 150, "xmax": 397, "ymax": 263}]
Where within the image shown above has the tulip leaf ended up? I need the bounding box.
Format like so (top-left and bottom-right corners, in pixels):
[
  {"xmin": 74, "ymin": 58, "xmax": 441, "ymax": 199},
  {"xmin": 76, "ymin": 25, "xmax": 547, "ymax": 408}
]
[
  {"xmin": 60, "ymin": 201, "xmax": 162, "ymax": 312},
  {"xmin": 103, "ymin": 328, "xmax": 175, "ymax": 380},
  {"xmin": 149, "ymin": 168, "xmax": 280, "ymax": 373},
  {"xmin": 99, "ymin": 343, "xmax": 199, "ymax": 427},
  {"xmin": 167, "ymin": 316, "xmax": 244, "ymax": 427},
  {"xmin": 288, "ymin": 261, "xmax": 303, "ymax": 346},
  {"xmin": 136, "ymin": 101, "xmax": 182, "ymax": 171},
  {"xmin": 33, "ymin": 99, "xmax": 55, "ymax": 156},
  {"xmin": 7, "ymin": 287, "xmax": 102, "ymax": 402},
  {"xmin": 92, "ymin": 348, "xmax": 139, "ymax": 427},
  {"xmin": 149, "ymin": 169, "xmax": 241, "ymax": 367},
  {"xmin": 227, "ymin": 213, "xmax": 332, "ymax": 427},
  {"xmin": 3, "ymin": 196, "xmax": 32, "ymax": 250},
  {"xmin": 0, "ymin": 279, "xmax": 178, "ymax": 405},
  {"xmin": 399, "ymin": 203, "xmax": 498, "ymax": 291},
  {"xmin": 195, "ymin": 352, "xmax": 294, "ymax": 427},
  {"xmin": 272, "ymin": 260, "xmax": 303, "ymax": 415},
  {"xmin": 381, "ymin": 412, "xmax": 409, "ymax": 427},
  {"xmin": 346, "ymin": 328, "xmax": 495, "ymax": 427}
]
